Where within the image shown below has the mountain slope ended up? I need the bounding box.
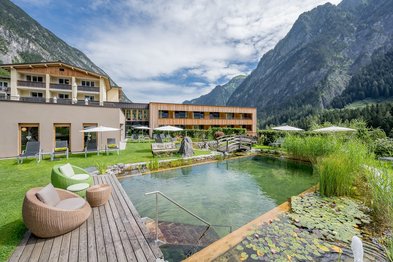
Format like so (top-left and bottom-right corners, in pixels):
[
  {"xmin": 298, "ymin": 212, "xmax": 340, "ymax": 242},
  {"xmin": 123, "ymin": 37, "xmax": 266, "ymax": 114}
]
[
  {"xmin": 0, "ymin": 0, "xmax": 131, "ymax": 102},
  {"xmin": 227, "ymin": 0, "xmax": 393, "ymax": 127},
  {"xmin": 183, "ymin": 75, "xmax": 246, "ymax": 106}
]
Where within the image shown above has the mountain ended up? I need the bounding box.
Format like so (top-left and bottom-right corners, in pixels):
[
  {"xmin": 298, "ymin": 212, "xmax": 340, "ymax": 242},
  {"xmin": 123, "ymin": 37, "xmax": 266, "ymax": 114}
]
[
  {"xmin": 227, "ymin": 0, "xmax": 393, "ymax": 127},
  {"xmin": 0, "ymin": 0, "xmax": 131, "ymax": 102},
  {"xmin": 183, "ymin": 75, "xmax": 246, "ymax": 106}
]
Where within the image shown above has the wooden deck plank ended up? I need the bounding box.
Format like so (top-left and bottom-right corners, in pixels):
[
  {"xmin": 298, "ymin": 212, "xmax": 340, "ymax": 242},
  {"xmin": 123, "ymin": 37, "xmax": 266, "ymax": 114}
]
[
  {"xmin": 106, "ymin": 176, "xmax": 147, "ymax": 262},
  {"xmin": 18, "ymin": 234, "xmax": 37, "ymax": 262},
  {"xmin": 58, "ymin": 231, "xmax": 71, "ymax": 262},
  {"xmin": 108, "ymin": 175, "xmax": 157, "ymax": 261},
  {"xmin": 28, "ymin": 237, "xmax": 45, "ymax": 262},
  {"xmin": 37, "ymin": 238, "xmax": 54, "ymax": 262},
  {"xmin": 86, "ymin": 207, "xmax": 98, "ymax": 262},
  {"xmin": 78, "ymin": 219, "xmax": 88, "ymax": 262},
  {"xmin": 102, "ymin": 176, "xmax": 137, "ymax": 262},
  {"xmin": 47, "ymin": 234, "xmax": 63, "ymax": 261},
  {"xmin": 68, "ymin": 227, "xmax": 80, "ymax": 262},
  {"xmin": 9, "ymin": 174, "xmax": 162, "ymax": 262},
  {"xmin": 97, "ymin": 177, "xmax": 118, "ymax": 262},
  {"xmin": 93, "ymin": 202, "xmax": 108, "ymax": 262},
  {"xmin": 100, "ymin": 176, "xmax": 129, "ymax": 262}
]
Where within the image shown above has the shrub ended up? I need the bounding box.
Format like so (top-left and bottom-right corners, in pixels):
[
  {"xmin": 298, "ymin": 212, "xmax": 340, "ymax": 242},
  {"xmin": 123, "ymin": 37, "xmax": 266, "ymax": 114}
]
[
  {"xmin": 214, "ymin": 131, "xmax": 225, "ymax": 139},
  {"xmin": 374, "ymin": 138, "xmax": 393, "ymax": 157},
  {"xmin": 95, "ymin": 162, "xmax": 107, "ymax": 175},
  {"xmin": 147, "ymin": 159, "xmax": 159, "ymax": 171}
]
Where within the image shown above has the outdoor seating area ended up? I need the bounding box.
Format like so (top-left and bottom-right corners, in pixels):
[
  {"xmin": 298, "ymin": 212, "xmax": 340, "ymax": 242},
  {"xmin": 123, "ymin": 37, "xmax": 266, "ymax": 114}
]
[{"xmin": 10, "ymin": 174, "xmax": 163, "ymax": 262}]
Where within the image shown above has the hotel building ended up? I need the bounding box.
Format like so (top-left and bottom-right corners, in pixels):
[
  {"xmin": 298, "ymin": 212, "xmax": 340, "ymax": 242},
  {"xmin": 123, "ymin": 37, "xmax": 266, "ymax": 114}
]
[{"xmin": 0, "ymin": 61, "xmax": 257, "ymax": 158}]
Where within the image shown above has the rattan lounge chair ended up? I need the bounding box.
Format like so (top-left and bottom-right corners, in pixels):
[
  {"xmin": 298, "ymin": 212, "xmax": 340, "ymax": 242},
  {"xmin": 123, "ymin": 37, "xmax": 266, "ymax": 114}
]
[
  {"xmin": 22, "ymin": 186, "xmax": 91, "ymax": 238},
  {"xmin": 52, "ymin": 140, "xmax": 69, "ymax": 160},
  {"xmin": 51, "ymin": 164, "xmax": 93, "ymax": 189},
  {"xmin": 18, "ymin": 141, "xmax": 41, "ymax": 164},
  {"xmin": 105, "ymin": 138, "xmax": 120, "ymax": 155}
]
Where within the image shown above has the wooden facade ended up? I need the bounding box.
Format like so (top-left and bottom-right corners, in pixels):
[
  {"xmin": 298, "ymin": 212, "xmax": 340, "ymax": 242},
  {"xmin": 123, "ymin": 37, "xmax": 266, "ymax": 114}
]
[{"xmin": 149, "ymin": 102, "xmax": 257, "ymax": 135}]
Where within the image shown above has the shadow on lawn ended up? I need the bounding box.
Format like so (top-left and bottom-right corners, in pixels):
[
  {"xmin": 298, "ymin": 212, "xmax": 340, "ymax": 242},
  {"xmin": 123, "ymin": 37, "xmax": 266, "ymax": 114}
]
[{"xmin": 0, "ymin": 219, "xmax": 26, "ymax": 249}]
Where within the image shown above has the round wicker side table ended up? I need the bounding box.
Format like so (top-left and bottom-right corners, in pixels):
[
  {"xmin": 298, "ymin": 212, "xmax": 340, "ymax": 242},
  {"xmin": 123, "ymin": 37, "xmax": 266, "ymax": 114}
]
[{"xmin": 86, "ymin": 184, "xmax": 112, "ymax": 207}]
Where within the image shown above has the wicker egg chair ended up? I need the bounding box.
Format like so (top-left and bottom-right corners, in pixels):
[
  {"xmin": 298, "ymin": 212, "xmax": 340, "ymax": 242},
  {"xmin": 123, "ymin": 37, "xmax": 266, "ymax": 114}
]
[{"xmin": 22, "ymin": 187, "xmax": 91, "ymax": 238}]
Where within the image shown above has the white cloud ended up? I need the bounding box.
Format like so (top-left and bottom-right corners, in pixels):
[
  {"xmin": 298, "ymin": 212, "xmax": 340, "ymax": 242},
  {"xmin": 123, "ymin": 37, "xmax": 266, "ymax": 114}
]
[{"xmin": 80, "ymin": 0, "xmax": 342, "ymax": 103}]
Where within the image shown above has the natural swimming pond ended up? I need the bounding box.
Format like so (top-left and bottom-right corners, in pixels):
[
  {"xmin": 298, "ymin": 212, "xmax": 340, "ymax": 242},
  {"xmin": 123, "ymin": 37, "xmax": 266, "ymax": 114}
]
[{"xmin": 120, "ymin": 155, "xmax": 316, "ymax": 260}]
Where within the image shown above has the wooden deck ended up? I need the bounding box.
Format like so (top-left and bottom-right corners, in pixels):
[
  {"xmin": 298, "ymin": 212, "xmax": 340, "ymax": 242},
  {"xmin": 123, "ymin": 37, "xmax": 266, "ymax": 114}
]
[{"xmin": 9, "ymin": 174, "xmax": 163, "ymax": 262}]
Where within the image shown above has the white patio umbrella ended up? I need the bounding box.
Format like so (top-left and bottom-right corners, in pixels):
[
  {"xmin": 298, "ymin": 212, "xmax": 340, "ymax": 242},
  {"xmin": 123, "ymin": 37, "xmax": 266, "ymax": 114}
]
[
  {"xmin": 154, "ymin": 125, "xmax": 184, "ymax": 138},
  {"xmin": 80, "ymin": 125, "xmax": 120, "ymax": 152},
  {"xmin": 313, "ymin": 126, "xmax": 356, "ymax": 132},
  {"xmin": 272, "ymin": 125, "xmax": 304, "ymax": 131},
  {"xmin": 154, "ymin": 126, "xmax": 183, "ymax": 132}
]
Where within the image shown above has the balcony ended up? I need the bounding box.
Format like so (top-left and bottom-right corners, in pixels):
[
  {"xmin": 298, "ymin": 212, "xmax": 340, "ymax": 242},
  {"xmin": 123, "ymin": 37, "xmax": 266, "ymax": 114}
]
[
  {"xmin": 78, "ymin": 86, "xmax": 99, "ymax": 92},
  {"xmin": 20, "ymin": 96, "xmax": 46, "ymax": 103},
  {"xmin": 17, "ymin": 80, "xmax": 45, "ymax": 88},
  {"xmin": 50, "ymin": 83, "xmax": 71, "ymax": 90}
]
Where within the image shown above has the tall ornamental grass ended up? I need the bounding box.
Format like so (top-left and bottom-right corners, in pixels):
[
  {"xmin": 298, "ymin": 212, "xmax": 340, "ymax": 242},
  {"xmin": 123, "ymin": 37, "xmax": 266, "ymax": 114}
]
[
  {"xmin": 317, "ymin": 140, "xmax": 369, "ymax": 197},
  {"xmin": 282, "ymin": 135, "xmax": 340, "ymax": 163}
]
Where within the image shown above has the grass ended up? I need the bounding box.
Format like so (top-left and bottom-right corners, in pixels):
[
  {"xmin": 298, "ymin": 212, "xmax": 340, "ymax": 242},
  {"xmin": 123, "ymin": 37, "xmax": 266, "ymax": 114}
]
[{"xmin": 0, "ymin": 142, "xmax": 210, "ymax": 261}]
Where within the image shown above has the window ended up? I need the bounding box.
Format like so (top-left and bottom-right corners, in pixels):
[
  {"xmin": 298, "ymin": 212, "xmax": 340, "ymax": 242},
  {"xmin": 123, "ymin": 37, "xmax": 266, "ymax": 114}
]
[
  {"xmin": 83, "ymin": 123, "xmax": 97, "ymax": 148},
  {"xmin": 59, "ymin": 68, "xmax": 65, "ymax": 72},
  {"xmin": 31, "ymin": 92, "xmax": 43, "ymax": 97},
  {"xmin": 226, "ymin": 113, "xmax": 235, "ymax": 119},
  {"xmin": 81, "ymin": 80, "xmax": 95, "ymax": 87},
  {"xmin": 85, "ymin": 96, "xmax": 94, "ymax": 101},
  {"xmin": 159, "ymin": 110, "xmax": 169, "ymax": 118},
  {"xmin": 193, "ymin": 112, "xmax": 204, "ymax": 119},
  {"xmin": 0, "ymin": 81, "xmax": 8, "ymax": 87},
  {"xmin": 58, "ymin": 94, "xmax": 69, "ymax": 99},
  {"xmin": 175, "ymin": 111, "xmax": 186, "ymax": 119},
  {"xmin": 19, "ymin": 124, "xmax": 39, "ymax": 154},
  {"xmin": 209, "ymin": 112, "xmax": 219, "ymax": 119},
  {"xmin": 26, "ymin": 75, "xmax": 43, "ymax": 82},
  {"xmin": 58, "ymin": 78, "xmax": 70, "ymax": 85},
  {"xmin": 54, "ymin": 124, "xmax": 70, "ymax": 149}
]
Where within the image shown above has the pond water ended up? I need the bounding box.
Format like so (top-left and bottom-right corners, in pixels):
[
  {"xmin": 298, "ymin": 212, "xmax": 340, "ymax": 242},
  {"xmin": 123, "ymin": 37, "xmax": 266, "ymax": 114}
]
[{"xmin": 120, "ymin": 156, "xmax": 317, "ymax": 261}]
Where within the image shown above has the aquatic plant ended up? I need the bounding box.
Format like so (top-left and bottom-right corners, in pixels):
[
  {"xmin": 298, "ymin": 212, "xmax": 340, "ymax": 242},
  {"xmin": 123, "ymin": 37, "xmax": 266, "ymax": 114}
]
[
  {"xmin": 317, "ymin": 139, "xmax": 369, "ymax": 197},
  {"xmin": 147, "ymin": 159, "xmax": 159, "ymax": 170},
  {"xmin": 289, "ymin": 194, "xmax": 370, "ymax": 242},
  {"xmin": 282, "ymin": 135, "xmax": 340, "ymax": 163}
]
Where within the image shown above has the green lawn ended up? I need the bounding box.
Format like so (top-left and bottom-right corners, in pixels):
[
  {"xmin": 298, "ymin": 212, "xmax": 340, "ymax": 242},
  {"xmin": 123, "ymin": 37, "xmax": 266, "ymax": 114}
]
[{"xmin": 0, "ymin": 142, "xmax": 210, "ymax": 261}]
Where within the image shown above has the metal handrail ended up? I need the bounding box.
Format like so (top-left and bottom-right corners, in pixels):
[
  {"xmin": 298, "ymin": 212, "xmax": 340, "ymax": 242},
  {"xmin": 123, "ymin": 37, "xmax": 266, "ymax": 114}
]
[{"xmin": 145, "ymin": 191, "xmax": 211, "ymax": 242}]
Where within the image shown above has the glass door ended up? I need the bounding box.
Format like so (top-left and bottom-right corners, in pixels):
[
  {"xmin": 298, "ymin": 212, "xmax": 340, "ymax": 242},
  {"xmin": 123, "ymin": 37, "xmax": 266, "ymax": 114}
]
[
  {"xmin": 54, "ymin": 124, "xmax": 71, "ymax": 150},
  {"xmin": 19, "ymin": 124, "xmax": 39, "ymax": 153}
]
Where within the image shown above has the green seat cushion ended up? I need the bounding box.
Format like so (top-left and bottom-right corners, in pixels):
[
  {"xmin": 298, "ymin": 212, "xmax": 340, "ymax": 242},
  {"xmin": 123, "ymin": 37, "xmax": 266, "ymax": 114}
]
[
  {"xmin": 55, "ymin": 147, "xmax": 67, "ymax": 152},
  {"xmin": 108, "ymin": 144, "xmax": 117, "ymax": 149}
]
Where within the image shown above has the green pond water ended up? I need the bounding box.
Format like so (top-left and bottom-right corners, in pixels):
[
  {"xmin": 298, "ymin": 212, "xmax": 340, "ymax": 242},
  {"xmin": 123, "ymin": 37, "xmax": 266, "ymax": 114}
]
[{"xmin": 120, "ymin": 156, "xmax": 316, "ymax": 237}]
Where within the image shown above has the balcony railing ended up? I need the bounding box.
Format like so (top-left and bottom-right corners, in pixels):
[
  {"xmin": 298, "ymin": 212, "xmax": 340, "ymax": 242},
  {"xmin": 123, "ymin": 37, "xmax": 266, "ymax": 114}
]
[
  {"xmin": 50, "ymin": 83, "xmax": 72, "ymax": 90},
  {"xmin": 78, "ymin": 86, "xmax": 99, "ymax": 92},
  {"xmin": 17, "ymin": 80, "xmax": 45, "ymax": 88},
  {"xmin": 20, "ymin": 96, "xmax": 46, "ymax": 103}
]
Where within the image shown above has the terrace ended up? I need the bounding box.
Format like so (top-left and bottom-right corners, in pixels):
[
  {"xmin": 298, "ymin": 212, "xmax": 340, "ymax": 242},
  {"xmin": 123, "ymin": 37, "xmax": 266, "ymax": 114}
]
[{"xmin": 0, "ymin": 127, "xmax": 392, "ymax": 261}]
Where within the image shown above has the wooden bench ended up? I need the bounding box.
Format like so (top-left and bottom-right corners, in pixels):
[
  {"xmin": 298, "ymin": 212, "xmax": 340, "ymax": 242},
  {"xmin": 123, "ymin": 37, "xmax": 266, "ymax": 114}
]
[{"xmin": 151, "ymin": 142, "xmax": 178, "ymax": 156}]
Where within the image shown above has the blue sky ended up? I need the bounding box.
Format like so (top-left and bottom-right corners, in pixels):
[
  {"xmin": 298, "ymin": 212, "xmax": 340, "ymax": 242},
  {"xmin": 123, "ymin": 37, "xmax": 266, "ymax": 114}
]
[{"xmin": 12, "ymin": 0, "xmax": 341, "ymax": 103}]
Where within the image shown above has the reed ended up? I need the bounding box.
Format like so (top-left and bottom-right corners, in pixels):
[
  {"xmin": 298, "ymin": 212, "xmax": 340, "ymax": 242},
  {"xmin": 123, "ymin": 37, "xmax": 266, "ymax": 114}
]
[
  {"xmin": 317, "ymin": 139, "xmax": 368, "ymax": 197},
  {"xmin": 283, "ymin": 135, "xmax": 340, "ymax": 163}
]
